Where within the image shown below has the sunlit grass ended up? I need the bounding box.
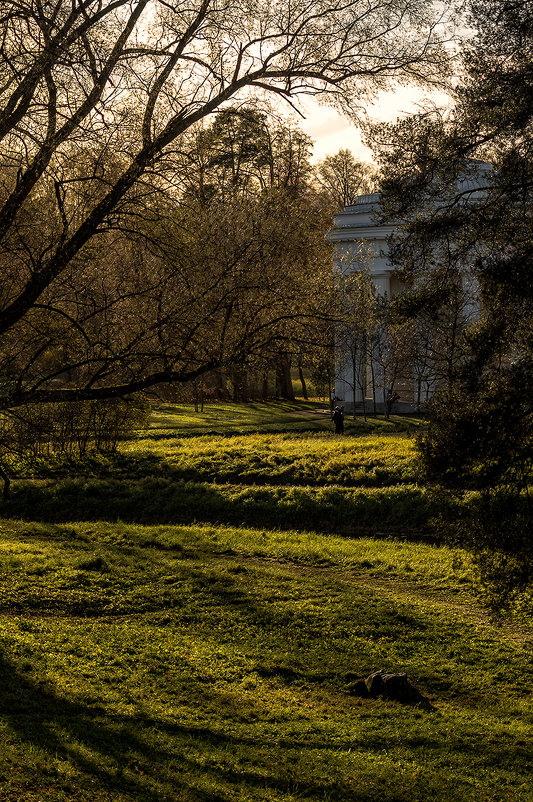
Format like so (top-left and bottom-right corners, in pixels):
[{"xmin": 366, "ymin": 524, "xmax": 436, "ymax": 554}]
[
  {"xmin": 145, "ymin": 400, "xmax": 427, "ymax": 438},
  {"xmin": 0, "ymin": 519, "xmax": 531, "ymax": 801},
  {"xmin": 0, "ymin": 403, "xmax": 530, "ymax": 801},
  {"xmin": 122, "ymin": 430, "xmax": 420, "ymax": 487},
  {"xmin": 0, "ymin": 405, "xmax": 463, "ymax": 542}
]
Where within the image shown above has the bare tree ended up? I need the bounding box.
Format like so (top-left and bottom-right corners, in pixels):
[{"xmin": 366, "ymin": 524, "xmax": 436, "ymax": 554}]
[
  {"xmin": 371, "ymin": 295, "xmax": 413, "ymax": 417},
  {"xmin": 0, "ymin": 0, "xmax": 450, "ymax": 410},
  {"xmin": 317, "ymin": 148, "xmax": 376, "ymax": 210},
  {"xmin": 335, "ymin": 269, "xmax": 376, "ymax": 418}
]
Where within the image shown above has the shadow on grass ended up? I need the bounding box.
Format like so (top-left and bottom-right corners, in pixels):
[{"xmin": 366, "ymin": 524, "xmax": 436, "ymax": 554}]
[
  {"xmin": 1, "ymin": 643, "xmax": 318, "ymax": 801},
  {"xmin": 0, "ymin": 646, "xmax": 403, "ymax": 802},
  {"xmin": 1, "ymin": 640, "xmax": 530, "ymax": 802},
  {"xmin": 0, "ymin": 476, "xmax": 451, "ymax": 539},
  {"xmin": 1, "ymin": 510, "xmax": 531, "ymax": 801},
  {"xmin": 1, "ymin": 646, "xmax": 202, "ymax": 801},
  {"xmin": 145, "ymin": 402, "xmax": 426, "ymax": 438}
]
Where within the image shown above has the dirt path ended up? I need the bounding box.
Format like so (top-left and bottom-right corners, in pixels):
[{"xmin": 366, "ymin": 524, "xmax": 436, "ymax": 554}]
[{"xmin": 224, "ymin": 551, "xmax": 533, "ymax": 646}]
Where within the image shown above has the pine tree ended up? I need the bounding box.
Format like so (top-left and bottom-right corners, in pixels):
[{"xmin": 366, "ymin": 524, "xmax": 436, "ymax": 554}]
[{"xmin": 375, "ymin": 0, "xmax": 533, "ymax": 612}]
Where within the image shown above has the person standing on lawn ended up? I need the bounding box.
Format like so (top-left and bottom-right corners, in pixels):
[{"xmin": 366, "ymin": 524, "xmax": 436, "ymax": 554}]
[{"xmin": 332, "ymin": 405, "xmax": 345, "ymax": 434}]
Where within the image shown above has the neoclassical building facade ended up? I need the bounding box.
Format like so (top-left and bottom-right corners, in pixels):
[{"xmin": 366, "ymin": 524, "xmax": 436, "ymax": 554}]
[
  {"xmin": 326, "ymin": 163, "xmax": 492, "ymax": 412},
  {"xmin": 327, "ymin": 192, "xmax": 407, "ymax": 412}
]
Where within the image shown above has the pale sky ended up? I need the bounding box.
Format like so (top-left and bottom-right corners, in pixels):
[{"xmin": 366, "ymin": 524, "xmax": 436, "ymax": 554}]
[{"xmin": 297, "ymin": 86, "xmax": 448, "ymax": 163}]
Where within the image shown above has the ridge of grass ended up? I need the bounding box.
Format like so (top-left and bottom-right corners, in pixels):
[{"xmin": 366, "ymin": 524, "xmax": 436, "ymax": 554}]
[
  {"xmin": 4, "ymin": 432, "xmax": 420, "ymax": 487},
  {"xmin": 0, "ymin": 477, "xmax": 469, "ymax": 536},
  {"xmin": 1, "ymin": 403, "xmax": 531, "ymax": 801}
]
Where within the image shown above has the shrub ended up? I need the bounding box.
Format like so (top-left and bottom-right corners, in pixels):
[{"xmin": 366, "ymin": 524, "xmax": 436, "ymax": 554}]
[
  {"xmin": 0, "ymin": 395, "xmax": 150, "ymax": 458},
  {"xmin": 0, "ymin": 395, "xmax": 150, "ymax": 498}
]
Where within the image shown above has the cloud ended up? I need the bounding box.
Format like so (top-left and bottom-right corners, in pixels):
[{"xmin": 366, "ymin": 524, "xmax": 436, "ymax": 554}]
[{"xmin": 297, "ymin": 100, "xmax": 371, "ymax": 162}]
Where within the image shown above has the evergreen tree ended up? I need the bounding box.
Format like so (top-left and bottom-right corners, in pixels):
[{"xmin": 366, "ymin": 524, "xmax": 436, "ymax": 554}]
[{"xmin": 375, "ymin": 0, "xmax": 533, "ymax": 612}]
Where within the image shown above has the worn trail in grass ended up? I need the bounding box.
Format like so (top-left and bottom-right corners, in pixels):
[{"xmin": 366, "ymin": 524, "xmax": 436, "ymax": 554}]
[
  {"xmin": 0, "ymin": 404, "xmax": 531, "ymax": 801},
  {"xmin": 0, "ymin": 519, "xmax": 532, "ymax": 802}
]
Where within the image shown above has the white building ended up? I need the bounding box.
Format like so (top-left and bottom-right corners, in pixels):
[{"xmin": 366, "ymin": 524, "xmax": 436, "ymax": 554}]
[{"xmin": 326, "ymin": 163, "xmax": 493, "ymax": 413}]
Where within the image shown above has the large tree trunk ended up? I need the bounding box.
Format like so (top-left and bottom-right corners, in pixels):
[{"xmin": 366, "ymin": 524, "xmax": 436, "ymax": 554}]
[
  {"xmin": 275, "ymin": 352, "xmax": 295, "ymax": 400},
  {"xmin": 212, "ymin": 369, "xmax": 229, "ymax": 400},
  {"xmin": 232, "ymin": 367, "xmax": 249, "ymax": 402},
  {"xmin": 261, "ymin": 371, "xmax": 270, "ymax": 400},
  {"xmin": 0, "ymin": 464, "xmax": 11, "ymax": 501}
]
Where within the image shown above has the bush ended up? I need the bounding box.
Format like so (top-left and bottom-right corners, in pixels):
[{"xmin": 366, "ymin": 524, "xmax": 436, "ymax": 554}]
[
  {"xmin": 0, "ymin": 396, "xmax": 150, "ymax": 497},
  {"xmin": 0, "ymin": 395, "xmax": 150, "ymax": 458}
]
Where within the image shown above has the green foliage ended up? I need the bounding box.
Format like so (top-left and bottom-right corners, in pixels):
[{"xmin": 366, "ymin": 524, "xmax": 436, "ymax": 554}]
[{"xmin": 419, "ymin": 381, "xmax": 532, "ymax": 494}]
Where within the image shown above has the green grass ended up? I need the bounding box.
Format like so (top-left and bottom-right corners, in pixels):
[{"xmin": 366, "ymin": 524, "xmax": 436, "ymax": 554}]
[
  {"xmin": 0, "ymin": 402, "xmax": 531, "ymax": 801},
  {"xmin": 1, "ymin": 478, "xmax": 460, "ymax": 537},
  {"xmin": 5, "ymin": 431, "xmax": 421, "ymax": 487},
  {"xmin": 124, "ymin": 431, "xmax": 421, "ymax": 487},
  {"xmin": 0, "ymin": 519, "xmax": 531, "ymax": 802},
  {"xmin": 144, "ymin": 401, "xmax": 427, "ymax": 438},
  {"xmin": 2, "ymin": 404, "xmax": 441, "ymax": 535}
]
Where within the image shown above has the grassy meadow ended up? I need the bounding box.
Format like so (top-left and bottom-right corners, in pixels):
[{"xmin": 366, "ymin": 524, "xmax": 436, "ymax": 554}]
[{"xmin": 0, "ymin": 402, "xmax": 531, "ymax": 801}]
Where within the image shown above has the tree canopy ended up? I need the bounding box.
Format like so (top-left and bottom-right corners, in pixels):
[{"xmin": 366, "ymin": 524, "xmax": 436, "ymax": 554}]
[
  {"xmin": 0, "ymin": 0, "xmax": 449, "ymax": 410},
  {"xmin": 374, "ymin": 0, "xmax": 533, "ymax": 611},
  {"xmin": 317, "ymin": 149, "xmax": 376, "ymax": 210}
]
